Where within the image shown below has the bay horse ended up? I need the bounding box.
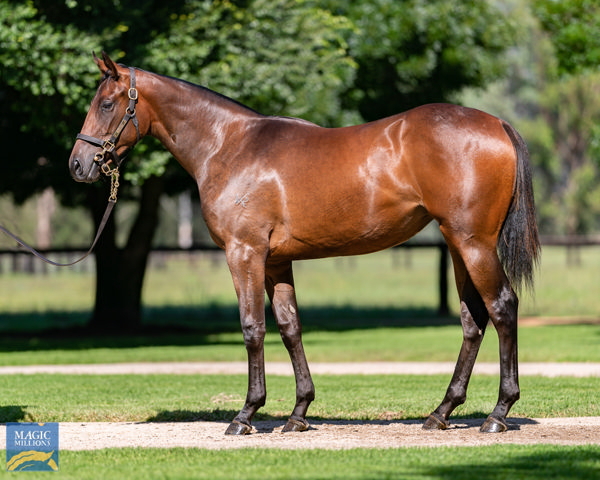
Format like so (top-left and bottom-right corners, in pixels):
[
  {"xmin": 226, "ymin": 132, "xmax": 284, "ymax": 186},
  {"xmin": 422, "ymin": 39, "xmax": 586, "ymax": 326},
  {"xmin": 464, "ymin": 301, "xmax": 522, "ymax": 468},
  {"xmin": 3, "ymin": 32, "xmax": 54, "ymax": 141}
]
[{"xmin": 69, "ymin": 52, "xmax": 540, "ymax": 435}]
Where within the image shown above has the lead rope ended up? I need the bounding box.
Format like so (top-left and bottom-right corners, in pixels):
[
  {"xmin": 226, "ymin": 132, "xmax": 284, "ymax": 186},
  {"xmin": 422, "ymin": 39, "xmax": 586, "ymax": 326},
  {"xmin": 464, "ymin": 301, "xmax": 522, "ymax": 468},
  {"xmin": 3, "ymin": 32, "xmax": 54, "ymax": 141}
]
[{"xmin": 0, "ymin": 171, "xmax": 119, "ymax": 267}]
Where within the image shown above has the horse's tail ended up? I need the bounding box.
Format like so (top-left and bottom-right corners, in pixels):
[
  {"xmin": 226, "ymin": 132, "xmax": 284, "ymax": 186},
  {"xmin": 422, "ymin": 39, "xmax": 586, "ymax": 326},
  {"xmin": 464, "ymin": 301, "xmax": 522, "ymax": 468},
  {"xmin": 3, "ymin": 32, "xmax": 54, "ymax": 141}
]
[{"xmin": 498, "ymin": 120, "xmax": 541, "ymax": 294}]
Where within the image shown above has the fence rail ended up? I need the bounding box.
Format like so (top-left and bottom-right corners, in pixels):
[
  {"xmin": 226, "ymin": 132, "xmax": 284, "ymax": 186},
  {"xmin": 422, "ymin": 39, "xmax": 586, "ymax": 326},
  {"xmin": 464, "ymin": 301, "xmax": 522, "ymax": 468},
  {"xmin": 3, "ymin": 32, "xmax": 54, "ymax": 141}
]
[{"xmin": 0, "ymin": 236, "xmax": 596, "ymax": 316}]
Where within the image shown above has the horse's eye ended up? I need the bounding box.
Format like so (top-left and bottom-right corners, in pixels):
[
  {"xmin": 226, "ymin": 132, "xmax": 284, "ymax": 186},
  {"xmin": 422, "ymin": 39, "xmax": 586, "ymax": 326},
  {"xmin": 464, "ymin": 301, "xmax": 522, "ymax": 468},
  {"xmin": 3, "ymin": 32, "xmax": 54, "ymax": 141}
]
[{"xmin": 101, "ymin": 101, "xmax": 114, "ymax": 112}]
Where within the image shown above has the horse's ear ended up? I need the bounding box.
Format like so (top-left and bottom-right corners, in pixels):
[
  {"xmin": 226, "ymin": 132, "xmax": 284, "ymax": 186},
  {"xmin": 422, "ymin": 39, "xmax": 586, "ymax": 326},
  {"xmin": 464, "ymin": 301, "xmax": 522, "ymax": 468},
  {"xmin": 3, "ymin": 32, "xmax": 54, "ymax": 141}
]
[{"xmin": 93, "ymin": 51, "xmax": 120, "ymax": 80}]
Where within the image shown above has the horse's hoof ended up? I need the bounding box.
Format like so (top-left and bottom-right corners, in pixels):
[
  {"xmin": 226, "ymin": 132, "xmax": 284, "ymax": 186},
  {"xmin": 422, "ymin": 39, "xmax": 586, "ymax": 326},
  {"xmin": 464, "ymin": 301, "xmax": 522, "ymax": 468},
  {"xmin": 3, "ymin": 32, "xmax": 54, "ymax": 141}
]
[
  {"xmin": 225, "ymin": 420, "xmax": 252, "ymax": 435},
  {"xmin": 480, "ymin": 416, "xmax": 508, "ymax": 433},
  {"xmin": 282, "ymin": 418, "xmax": 309, "ymax": 433},
  {"xmin": 423, "ymin": 414, "xmax": 449, "ymax": 430}
]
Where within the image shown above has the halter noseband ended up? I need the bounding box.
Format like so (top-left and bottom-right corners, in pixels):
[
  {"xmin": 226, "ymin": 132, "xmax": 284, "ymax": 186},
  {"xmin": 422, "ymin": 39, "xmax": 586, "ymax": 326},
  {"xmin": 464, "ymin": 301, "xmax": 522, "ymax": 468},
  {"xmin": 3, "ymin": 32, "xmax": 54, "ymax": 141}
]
[{"xmin": 76, "ymin": 67, "xmax": 140, "ymax": 176}]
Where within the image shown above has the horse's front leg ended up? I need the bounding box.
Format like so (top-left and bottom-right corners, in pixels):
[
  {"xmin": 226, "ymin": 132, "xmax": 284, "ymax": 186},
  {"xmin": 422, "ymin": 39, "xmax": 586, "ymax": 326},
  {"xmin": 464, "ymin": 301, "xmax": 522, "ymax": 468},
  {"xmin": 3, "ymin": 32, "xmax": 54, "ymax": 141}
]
[
  {"xmin": 224, "ymin": 243, "xmax": 268, "ymax": 435},
  {"xmin": 266, "ymin": 262, "xmax": 315, "ymax": 432}
]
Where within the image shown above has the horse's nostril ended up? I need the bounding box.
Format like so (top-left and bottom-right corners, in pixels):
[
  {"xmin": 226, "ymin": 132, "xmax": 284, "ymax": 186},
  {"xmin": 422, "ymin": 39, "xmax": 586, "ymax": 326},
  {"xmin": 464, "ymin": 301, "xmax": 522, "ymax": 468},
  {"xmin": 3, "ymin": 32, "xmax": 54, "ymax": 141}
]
[
  {"xmin": 73, "ymin": 158, "xmax": 82, "ymax": 174},
  {"xmin": 71, "ymin": 158, "xmax": 85, "ymax": 179}
]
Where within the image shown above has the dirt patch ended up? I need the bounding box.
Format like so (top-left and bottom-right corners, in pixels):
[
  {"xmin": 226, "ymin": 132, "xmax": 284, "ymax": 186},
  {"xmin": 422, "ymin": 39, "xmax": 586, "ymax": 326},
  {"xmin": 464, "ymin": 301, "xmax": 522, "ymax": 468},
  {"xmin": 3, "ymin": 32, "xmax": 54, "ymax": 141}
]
[
  {"xmin": 1, "ymin": 361, "xmax": 599, "ymax": 377},
  {"xmin": 1, "ymin": 418, "xmax": 598, "ymax": 450},
  {"xmin": 520, "ymin": 316, "xmax": 600, "ymax": 327}
]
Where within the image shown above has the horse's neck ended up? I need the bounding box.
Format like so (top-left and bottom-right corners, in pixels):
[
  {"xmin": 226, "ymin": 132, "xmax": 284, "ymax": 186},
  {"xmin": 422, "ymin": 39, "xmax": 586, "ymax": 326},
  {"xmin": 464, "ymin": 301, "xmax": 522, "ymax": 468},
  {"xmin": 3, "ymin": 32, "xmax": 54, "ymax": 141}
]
[{"xmin": 142, "ymin": 71, "xmax": 261, "ymax": 180}]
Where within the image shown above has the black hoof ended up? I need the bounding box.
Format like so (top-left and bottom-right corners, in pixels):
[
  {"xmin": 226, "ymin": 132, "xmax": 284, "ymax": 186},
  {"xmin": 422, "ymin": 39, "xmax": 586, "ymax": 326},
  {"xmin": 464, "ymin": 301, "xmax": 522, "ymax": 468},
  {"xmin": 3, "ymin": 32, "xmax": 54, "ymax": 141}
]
[
  {"xmin": 282, "ymin": 418, "xmax": 309, "ymax": 433},
  {"xmin": 225, "ymin": 420, "xmax": 252, "ymax": 435},
  {"xmin": 423, "ymin": 414, "xmax": 449, "ymax": 430},
  {"xmin": 480, "ymin": 416, "xmax": 508, "ymax": 433}
]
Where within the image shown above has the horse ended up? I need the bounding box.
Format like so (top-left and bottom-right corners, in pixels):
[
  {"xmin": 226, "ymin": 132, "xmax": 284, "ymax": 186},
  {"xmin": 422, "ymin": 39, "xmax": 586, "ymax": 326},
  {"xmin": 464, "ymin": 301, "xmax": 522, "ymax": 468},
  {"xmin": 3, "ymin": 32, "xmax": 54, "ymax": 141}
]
[{"xmin": 69, "ymin": 52, "xmax": 540, "ymax": 435}]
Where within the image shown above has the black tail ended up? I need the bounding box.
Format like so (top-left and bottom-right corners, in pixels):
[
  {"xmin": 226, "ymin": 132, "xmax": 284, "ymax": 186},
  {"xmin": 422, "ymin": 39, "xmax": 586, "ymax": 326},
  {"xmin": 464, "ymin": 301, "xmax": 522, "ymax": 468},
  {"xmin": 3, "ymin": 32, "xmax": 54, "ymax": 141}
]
[{"xmin": 498, "ymin": 121, "xmax": 541, "ymax": 293}]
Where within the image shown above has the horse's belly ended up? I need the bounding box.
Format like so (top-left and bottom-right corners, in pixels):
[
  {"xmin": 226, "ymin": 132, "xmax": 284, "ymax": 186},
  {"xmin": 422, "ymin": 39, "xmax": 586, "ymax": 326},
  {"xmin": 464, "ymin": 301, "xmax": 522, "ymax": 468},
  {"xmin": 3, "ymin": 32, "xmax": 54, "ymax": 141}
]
[{"xmin": 268, "ymin": 203, "xmax": 431, "ymax": 261}]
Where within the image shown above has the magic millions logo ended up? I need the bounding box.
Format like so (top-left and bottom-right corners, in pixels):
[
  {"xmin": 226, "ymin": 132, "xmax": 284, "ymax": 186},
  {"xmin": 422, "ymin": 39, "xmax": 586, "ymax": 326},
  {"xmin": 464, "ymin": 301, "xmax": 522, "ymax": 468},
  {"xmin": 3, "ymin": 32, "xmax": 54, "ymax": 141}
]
[{"xmin": 6, "ymin": 423, "xmax": 59, "ymax": 472}]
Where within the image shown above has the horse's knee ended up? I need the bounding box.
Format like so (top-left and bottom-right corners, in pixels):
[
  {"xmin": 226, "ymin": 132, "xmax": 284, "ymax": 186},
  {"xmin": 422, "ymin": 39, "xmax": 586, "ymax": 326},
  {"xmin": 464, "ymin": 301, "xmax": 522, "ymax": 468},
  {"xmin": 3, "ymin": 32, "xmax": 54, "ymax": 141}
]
[{"xmin": 241, "ymin": 322, "xmax": 266, "ymax": 351}]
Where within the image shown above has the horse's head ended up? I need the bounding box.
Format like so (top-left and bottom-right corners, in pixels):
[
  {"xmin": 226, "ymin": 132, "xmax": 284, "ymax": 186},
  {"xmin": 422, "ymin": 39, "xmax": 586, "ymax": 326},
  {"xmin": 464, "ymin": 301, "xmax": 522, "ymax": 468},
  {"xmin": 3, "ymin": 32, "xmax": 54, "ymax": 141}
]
[{"xmin": 69, "ymin": 52, "xmax": 144, "ymax": 183}]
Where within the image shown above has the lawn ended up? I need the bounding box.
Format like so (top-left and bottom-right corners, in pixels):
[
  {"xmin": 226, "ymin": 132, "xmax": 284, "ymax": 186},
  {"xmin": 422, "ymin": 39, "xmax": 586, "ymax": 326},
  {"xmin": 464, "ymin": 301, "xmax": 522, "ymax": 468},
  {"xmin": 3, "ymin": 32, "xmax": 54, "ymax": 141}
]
[
  {"xmin": 0, "ymin": 445, "xmax": 599, "ymax": 480},
  {"xmin": 0, "ymin": 372, "xmax": 598, "ymax": 479},
  {"xmin": 0, "ymin": 322, "xmax": 599, "ymax": 365},
  {"xmin": 1, "ymin": 374, "xmax": 599, "ymax": 423}
]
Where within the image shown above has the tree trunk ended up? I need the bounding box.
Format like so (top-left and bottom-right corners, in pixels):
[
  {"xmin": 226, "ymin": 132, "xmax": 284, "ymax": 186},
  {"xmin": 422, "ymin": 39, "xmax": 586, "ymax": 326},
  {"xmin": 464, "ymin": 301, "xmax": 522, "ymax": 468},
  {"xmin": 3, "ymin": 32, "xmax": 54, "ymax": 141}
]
[{"xmin": 88, "ymin": 176, "xmax": 163, "ymax": 333}]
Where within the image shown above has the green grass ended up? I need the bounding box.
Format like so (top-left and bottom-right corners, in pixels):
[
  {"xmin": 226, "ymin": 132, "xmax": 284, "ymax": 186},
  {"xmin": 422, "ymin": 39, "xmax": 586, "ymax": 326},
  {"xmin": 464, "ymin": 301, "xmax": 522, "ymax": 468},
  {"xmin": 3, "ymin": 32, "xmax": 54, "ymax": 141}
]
[
  {"xmin": 1, "ymin": 374, "xmax": 599, "ymax": 423},
  {"xmin": 0, "ymin": 322, "xmax": 599, "ymax": 365},
  {"xmin": 0, "ymin": 445, "xmax": 599, "ymax": 480}
]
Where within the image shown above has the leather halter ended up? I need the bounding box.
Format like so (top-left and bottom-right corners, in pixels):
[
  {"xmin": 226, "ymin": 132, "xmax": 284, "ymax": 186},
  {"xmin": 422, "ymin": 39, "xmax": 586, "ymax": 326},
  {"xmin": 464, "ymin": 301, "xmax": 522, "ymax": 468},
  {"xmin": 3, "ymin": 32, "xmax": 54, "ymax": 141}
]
[{"xmin": 76, "ymin": 67, "xmax": 140, "ymax": 176}]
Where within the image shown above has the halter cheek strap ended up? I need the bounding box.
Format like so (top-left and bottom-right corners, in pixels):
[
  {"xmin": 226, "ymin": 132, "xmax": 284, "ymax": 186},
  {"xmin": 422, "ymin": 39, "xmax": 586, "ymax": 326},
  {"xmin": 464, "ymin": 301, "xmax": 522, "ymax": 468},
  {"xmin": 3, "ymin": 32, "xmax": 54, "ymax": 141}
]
[{"xmin": 76, "ymin": 67, "xmax": 140, "ymax": 176}]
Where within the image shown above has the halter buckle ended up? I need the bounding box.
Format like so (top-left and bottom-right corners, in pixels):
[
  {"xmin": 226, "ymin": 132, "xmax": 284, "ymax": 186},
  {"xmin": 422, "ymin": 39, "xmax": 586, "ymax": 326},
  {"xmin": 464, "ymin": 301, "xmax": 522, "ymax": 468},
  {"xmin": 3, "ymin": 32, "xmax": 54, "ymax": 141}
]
[
  {"xmin": 102, "ymin": 140, "xmax": 116, "ymax": 152},
  {"xmin": 129, "ymin": 88, "xmax": 138, "ymax": 101}
]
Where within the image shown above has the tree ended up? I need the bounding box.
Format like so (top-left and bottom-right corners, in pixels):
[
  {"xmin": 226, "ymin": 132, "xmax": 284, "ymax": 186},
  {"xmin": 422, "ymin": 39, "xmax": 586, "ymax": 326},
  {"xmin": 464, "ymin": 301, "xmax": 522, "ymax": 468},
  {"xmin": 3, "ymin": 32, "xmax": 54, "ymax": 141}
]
[
  {"xmin": 319, "ymin": 0, "xmax": 517, "ymax": 121},
  {"xmin": 0, "ymin": 2, "xmax": 103, "ymax": 199},
  {"xmin": 534, "ymin": 74, "xmax": 600, "ymax": 236},
  {"xmin": 533, "ymin": 0, "xmax": 600, "ymax": 76}
]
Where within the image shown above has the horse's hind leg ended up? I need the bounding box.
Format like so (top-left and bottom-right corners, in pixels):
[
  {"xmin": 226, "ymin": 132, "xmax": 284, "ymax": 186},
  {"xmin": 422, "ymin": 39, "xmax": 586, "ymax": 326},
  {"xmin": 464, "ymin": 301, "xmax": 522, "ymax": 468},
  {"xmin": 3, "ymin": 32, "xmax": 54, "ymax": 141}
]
[
  {"xmin": 428, "ymin": 234, "xmax": 520, "ymax": 433},
  {"xmin": 266, "ymin": 262, "xmax": 315, "ymax": 432},
  {"xmin": 424, "ymin": 254, "xmax": 489, "ymax": 430}
]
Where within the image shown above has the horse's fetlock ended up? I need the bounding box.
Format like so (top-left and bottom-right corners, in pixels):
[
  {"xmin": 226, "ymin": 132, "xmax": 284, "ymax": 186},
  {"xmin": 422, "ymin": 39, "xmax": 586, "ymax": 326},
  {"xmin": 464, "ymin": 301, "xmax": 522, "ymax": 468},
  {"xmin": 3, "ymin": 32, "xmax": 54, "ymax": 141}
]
[
  {"xmin": 247, "ymin": 392, "xmax": 266, "ymax": 409},
  {"xmin": 447, "ymin": 386, "xmax": 467, "ymax": 406},
  {"xmin": 302, "ymin": 387, "xmax": 316, "ymax": 404},
  {"xmin": 507, "ymin": 386, "xmax": 520, "ymax": 404}
]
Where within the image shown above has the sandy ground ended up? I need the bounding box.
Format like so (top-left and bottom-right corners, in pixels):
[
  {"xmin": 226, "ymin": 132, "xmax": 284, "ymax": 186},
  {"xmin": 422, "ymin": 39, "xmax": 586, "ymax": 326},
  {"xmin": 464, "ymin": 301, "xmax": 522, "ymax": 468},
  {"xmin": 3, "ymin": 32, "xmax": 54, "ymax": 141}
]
[
  {"xmin": 1, "ymin": 418, "xmax": 599, "ymax": 450},
  {"xmin": 2, "ymin": 361, "xmax": 599, "ymax": 449},
  {"xmin": 1, "ymin": 361, "xmax": 600, "ymax": 377}
]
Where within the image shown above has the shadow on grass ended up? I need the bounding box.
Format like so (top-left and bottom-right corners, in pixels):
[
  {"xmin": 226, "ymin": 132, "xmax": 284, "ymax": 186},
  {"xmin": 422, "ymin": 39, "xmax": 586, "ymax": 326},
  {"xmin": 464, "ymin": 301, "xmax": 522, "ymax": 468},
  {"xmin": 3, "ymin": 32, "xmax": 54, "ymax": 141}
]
[
  {"xmin": 0, "ymin": 305, "xmax": 459, "ymax": 352},
  {"xmin": 425, "ymin": 448, "xmax": 600, "ymax": 480},
  {"xmin": 0, "ymin": 405, "xmax": 28, "ymax": 422}
]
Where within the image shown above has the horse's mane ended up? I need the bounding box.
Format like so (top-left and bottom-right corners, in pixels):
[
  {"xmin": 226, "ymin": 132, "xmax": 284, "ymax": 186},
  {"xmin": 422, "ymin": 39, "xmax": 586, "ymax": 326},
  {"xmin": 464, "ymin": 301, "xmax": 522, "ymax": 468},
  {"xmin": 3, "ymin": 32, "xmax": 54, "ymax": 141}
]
[{"xmin": 136, "ymin": 66, "xmax": 261, "ymax": 115}]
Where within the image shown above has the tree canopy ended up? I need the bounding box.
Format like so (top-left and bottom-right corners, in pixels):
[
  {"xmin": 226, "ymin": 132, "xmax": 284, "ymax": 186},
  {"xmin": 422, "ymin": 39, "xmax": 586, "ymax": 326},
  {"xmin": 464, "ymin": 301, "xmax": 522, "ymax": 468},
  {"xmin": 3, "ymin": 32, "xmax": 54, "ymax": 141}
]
[
  {"xmin": 533, "ymin": 0, "xmax": 600, "ymax": 76},
  {"xmin": 319, "ymin": 0, "xmax": 516, "ymax": 121}
]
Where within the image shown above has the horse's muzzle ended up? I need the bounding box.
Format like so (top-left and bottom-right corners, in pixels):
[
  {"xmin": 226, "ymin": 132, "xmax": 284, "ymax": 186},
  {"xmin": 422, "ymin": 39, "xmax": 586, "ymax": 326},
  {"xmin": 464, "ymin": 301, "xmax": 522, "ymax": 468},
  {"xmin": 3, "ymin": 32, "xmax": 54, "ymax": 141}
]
[{"xmin": 70, "ymin": 156, "xmax": 100, "ymax": 183}]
